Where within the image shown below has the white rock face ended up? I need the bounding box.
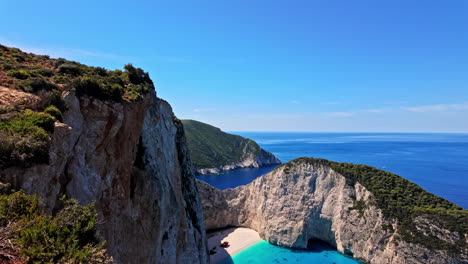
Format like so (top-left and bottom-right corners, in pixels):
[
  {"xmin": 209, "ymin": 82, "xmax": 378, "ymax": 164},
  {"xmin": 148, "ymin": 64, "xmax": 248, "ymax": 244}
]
[
  {"xmin": 197, "ymin": 162, "xmax": 466, "ymax": 264},
  {"xmin": 1, "ymin": 91, "xmax": 208, "ymax": 264},
  {"xmin": 196, "ymin": 149, "xmax": 281, "ymax": 175}
]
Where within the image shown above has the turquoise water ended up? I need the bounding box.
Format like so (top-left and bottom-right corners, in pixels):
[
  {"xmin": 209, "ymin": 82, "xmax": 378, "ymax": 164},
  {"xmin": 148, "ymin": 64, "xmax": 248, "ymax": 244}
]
[{"xmin": 220, "ymin": 241, "xmax": 361, "ymax": 264}]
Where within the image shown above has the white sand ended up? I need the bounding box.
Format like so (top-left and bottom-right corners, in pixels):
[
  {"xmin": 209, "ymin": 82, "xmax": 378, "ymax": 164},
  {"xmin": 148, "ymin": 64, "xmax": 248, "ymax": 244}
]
[{"xmin": 207, "ymin": 227, "xmax": 262, "ymax": 264}]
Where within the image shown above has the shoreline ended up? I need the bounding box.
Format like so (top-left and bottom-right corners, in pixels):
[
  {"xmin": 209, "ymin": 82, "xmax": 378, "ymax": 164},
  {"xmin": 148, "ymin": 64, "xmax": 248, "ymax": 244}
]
[{"xmin": 207, "ymin": 227, "xmax": 262, "ymax": 264}]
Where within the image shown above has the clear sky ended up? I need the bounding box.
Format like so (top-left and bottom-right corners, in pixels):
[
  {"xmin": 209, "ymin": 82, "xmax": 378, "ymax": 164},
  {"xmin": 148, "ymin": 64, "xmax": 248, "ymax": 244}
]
[{"xmin": 1, "ymin": 0, "xmax": 467, "ymax": 132}]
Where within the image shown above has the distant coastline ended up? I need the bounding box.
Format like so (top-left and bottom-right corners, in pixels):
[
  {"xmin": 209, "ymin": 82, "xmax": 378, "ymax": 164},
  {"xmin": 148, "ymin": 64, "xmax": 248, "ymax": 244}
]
[{"xmin": 206, "ymin": 132, "xmax": 468, "ymax": 208}]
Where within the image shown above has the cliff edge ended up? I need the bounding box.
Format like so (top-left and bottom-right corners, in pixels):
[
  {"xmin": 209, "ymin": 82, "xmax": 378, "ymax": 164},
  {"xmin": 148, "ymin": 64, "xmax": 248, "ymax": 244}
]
[
  {"xmin": 0, "ymin": 45, "xmax": 208, "ymax": 264},
  {"xmin": 197, "ymin": 158, "xmax": 467, "ymax": 264}
]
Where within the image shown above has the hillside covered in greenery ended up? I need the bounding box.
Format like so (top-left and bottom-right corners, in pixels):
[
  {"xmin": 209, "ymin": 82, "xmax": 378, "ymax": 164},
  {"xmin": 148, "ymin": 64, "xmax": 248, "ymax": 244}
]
[
  {"xmin": 0, "ymin": 44, "xmax": 154, "ymax": 168},
  {"xmin": 280, "ymin": 157, "xmax": 467, "ymax": 254},
  {"xmin": 182, "ymin": 119, "xmax": 263, "ymax": 169}
]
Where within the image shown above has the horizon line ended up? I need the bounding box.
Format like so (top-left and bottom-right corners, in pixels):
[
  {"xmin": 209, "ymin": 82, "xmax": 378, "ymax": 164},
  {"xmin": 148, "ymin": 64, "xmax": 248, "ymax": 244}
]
[{"xmin": 225, "ymin": 131, "xmax": 468, "ymax": 134}]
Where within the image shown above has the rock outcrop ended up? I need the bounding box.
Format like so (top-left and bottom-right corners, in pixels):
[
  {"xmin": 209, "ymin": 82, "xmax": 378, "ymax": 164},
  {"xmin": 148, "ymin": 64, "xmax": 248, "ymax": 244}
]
[
  {"xmin": 1, "ymin": 90, "xmax": 209, "ymax": 264},
  {"xmin": 197, "ymin": 159, "xmax": 467, "ymax": 264},
  {"xmin": 196, "ymin": 148, "xmax": 281, "ymax": 175}
]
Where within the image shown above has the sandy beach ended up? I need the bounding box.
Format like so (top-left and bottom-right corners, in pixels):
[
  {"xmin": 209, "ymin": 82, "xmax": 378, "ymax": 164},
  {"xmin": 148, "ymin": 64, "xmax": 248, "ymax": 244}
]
[{"xmin": 207, "ymin": 227, "xmax": 262, "ymax": 264}]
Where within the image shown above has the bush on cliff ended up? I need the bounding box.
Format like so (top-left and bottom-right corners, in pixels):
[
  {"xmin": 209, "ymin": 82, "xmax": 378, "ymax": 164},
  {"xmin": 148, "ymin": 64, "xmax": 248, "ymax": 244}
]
[
  {"xmin": 7, "ymin": 69, "xmax": 31, "ymax": 80},
  {"xmin": 72, "ymin": 76, "xmax": 124, "ymax": 102},
  {"xmin": 18, "ymin": 77, "xmax": 58, "ymax": 93},
  {"xmin": 43, "ymin": 105, "xmax": 62, "ymax": 122},
  {"xmin": 0, "ymin": 109, "xmax": 56, "ymax": 168},
  {"xmin": 1, "ymin": 45, "xmax": 153, "ymax": 104},
  {"xmin": 0, "ymin": 190, "xmax": 112, "ymax": 263}
]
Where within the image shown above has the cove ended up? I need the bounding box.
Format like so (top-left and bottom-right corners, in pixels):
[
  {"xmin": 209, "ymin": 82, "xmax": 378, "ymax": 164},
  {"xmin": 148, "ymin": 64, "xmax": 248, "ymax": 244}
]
[
  {"xmin": 221, "ymin": 240, "xmax": 362, "ymax": 264},
  {"xmin": 196, "ymin": 165, "xmax": 278, "ymax": 190}
]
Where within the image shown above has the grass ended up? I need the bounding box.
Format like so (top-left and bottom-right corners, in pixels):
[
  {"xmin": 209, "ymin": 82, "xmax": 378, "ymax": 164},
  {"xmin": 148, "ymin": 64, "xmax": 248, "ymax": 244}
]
[
  {"xmin": 181, "ymin": 119, "xmax": 261, "ymax": 169},
  {"xmin": 279, "ymin": 157, "xmax": 467, "ymax": 254}
]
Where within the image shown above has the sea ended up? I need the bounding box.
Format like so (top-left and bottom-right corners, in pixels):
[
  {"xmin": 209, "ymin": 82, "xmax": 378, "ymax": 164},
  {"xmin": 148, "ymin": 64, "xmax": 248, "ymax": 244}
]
[
  {"xmin": 197, "ymin": 132, "xmax": 468, "ymax": 264},
  {"xmin": 197, "ymin": 132, "xmax": 468, "ymax": 209},
  {"xmin": 221, "ymin": 241, "xmax": 361, "ymax": 264}
]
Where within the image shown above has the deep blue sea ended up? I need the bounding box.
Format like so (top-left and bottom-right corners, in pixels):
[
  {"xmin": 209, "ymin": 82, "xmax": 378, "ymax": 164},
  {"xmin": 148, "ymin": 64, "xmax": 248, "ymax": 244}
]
[
  {"xmin": 198, "ymin": 133, "xmax": 468, "ymax": 264},
  {"xmin": 197, "ymin": 132, "xmax": 468, "ymax": 208}
]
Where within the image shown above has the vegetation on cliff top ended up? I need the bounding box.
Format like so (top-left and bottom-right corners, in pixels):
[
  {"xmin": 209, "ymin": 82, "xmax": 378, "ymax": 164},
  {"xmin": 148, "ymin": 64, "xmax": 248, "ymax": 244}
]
[
  {"xmin": 0, "ymin": 45, "xmax": 154, "ymax": 168},
  {"xmin": 0, "ymin": 44, "xmax": 153, "ymax": 104},
  {"xmin": 0, "ymin": 189, "xmax": 111, "ymax": 263},
  {"xmin": 181, "ymin": 119, "xmax": 261, "ymax": 169},
  {"xmin": 280, "ymin": 157, "xmax": 467, "ymax": 254}
]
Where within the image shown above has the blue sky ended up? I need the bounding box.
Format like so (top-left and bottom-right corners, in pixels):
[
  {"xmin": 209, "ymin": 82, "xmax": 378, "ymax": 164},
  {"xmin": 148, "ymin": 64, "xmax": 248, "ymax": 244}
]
[{"xmin": 1, "ymin": 0, "xmax": 467, "ymax": 132}]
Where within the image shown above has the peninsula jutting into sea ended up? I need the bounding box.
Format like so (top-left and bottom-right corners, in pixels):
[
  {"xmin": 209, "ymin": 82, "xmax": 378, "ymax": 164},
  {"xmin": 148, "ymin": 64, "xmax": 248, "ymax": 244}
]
[{"xmin": 1, "ymin": 1, "xmax": 467, "ymax": 263}]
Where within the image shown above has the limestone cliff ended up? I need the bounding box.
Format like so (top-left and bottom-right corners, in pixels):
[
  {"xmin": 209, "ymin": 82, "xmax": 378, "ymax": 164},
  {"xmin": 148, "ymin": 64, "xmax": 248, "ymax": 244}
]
[
  {"xmin": 197, "ymin": 158, "xmax": 467, "ymax": 264},
  {"xmin": 1, "ymin": 90, "xmax": 209, "ymax": 264},
  {"xmin": 196, "ymin": 148, "xmax": 281, "ymax": 175},
  {"xmin": 181, "ymin": 119, "xmax": 281, "ymax": 175}
]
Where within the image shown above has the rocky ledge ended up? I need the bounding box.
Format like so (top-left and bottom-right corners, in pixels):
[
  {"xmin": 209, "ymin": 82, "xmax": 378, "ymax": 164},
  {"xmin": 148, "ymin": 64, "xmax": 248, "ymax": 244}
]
[{"xmin": 197, "ymin": 158, "xmax": 467, "ymax": 264}]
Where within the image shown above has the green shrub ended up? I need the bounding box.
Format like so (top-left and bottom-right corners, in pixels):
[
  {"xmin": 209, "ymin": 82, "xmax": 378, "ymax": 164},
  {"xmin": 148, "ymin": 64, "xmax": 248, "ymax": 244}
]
[
  {"xmin": 17, "ymin": 199, "xmax": 110, "ymax": 263},
  {"xmin": 0, "ymin": 190, "xmax": 42, "ymax": 225},
  {"xmin": 32, "ymin": 68, "xmax": 54, "ymax": 77},
  {"xmin": 0, "ymin": 110, "xmax": 54, "ymax": 138},
  {"xmin": 0, "ymin": 191, "xmax": 111, "ymax": 263},
  {"xmin": 73, "ymin": 77, "xmax": 124, "ymax": 102},
  {"xmin": 44, "ymin": 89, "xmax": 68, "ymax": 113},
  {"xmin": 0, "ymin": 110, "xmax": 56, "ymax": 167},
  {"xmin": 94, "ymin": 67, "xmax": 108, "ymax": 76},
  {"xmin": 13, "ymin": 53, "xmax": 25, "ymax": 62},
  {"xmin": 7, "ymin": 70, "xmax": 31, "ymax": 80},
  {"xmin": 124, "ymin": 64, "xmax": 153, "ymax": 85},
  {"xmin": 18, "ymin": 77, "xmax": 58, "ymax": 93},
  {"xmin": 44, "ymin": 105, "xmax": 62, "ymax": 122},
  {"xmin": 0, "ymin": 132, "xmax": 49, "ymax": 167},
  {"xmin": 53, "ymin": 75, "xmax": 69, "ymax": 84},
  {"xmin": 28, "ymin": 110, "xmax": 56, "ymax": 132},
  {"xmin": 58, "ymin": 62, "xmax": 83, "ymax": 76},
  {"xmin": 123, "ymin": 84, "xmax": 151, "ymax": 101}
]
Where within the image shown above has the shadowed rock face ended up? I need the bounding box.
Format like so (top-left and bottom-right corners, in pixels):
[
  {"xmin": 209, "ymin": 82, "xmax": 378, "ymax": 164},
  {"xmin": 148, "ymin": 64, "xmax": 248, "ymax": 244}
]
[
  {"xmin": 197, "ymin": 162, "xmax": 467, "ymax": 264},
  {"xmin": 1, "ymin": 90, "xmax": 208, "ymax": 264}
]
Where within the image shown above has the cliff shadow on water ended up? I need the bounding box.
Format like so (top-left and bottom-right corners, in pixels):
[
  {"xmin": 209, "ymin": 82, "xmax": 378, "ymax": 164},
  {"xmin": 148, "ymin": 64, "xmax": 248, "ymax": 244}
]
[{"xmin": 306, "ymin": 239, "xmax": 337, "ymax": 253}]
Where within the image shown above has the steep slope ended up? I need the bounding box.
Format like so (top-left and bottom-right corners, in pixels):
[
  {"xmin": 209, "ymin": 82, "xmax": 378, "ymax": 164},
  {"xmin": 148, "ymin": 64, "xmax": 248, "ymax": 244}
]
[
  {"xmin": 181, "ymin": 119, "xmax": 280, "ymax": 174},
  {"xmin": 197, "ymin": 158, "xmax": 467, "ymax": 264},
  {"xmin": 0, "ymin": 45, "xmax": 208, "ymax": 264}
]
